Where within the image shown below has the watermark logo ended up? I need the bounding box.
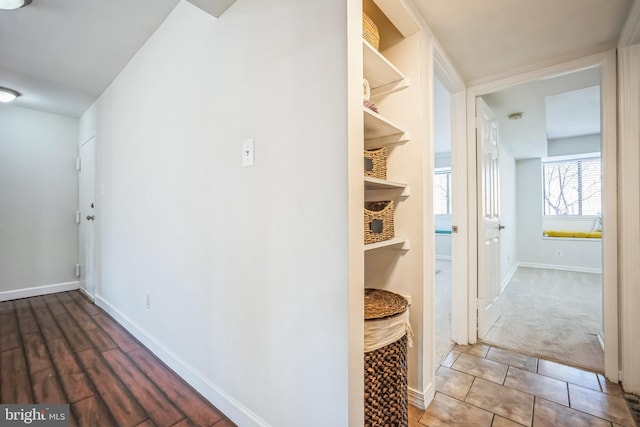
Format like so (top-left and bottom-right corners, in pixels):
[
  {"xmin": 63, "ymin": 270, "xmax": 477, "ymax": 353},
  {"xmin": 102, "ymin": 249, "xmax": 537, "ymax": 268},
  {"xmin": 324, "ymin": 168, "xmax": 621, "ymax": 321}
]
[{"xmin": 0, "ymin": 405, "xmax": 69, "ymax": 427}]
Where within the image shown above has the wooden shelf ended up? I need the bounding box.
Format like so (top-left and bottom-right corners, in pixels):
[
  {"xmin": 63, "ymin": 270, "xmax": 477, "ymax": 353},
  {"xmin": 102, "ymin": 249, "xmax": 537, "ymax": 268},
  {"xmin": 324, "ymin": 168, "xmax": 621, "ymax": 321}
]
[
  {"xmin": 364, "ymin": 176, "xmax": 408, "ymax": 192},
  {"xmin": 364, "ymin": 177, "xmax": 410, "ymax": 201},
  {"xmin": 363, "ymin": 107, "xmax": 408, "ymax": 144},
  {"xmin": 364, "ymin": 237, "xmax": 410, "ymax": 251},
  {"xmin": 363, "ymin": 40, "xmax": 409, "ymax": 97}
]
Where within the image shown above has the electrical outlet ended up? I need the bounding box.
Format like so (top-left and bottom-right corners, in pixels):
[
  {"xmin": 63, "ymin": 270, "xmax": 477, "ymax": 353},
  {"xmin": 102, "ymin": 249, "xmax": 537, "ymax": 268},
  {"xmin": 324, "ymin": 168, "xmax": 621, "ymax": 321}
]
[{"xmin": 145, "ymin": 294, "xmax": 151, "ymax": 310}]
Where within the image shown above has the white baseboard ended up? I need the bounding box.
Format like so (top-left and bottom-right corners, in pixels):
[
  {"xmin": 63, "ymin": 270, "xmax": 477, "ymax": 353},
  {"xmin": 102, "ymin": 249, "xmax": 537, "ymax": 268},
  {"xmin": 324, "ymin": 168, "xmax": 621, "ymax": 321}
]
[
  {"xmin": 408, "ymin": 381, "xmax": 435, "ymax": 411},
  {"xmin": 78, "ymin": 287, "xmax": 95, "ymax": 302},
  {"xmin": 0, "ymin": 281, "xmax": 80, "ymax": 302},
  {"xmin": 501, "ymin": 263, "xmax": 519, "ymax": 292},
  {"xmin": 517, "ymin": 262, "xmax": 602, "ymax": 275},
  {"xmin": 94, "ymin": 295, "xmax": 270, "ymax": 427}
]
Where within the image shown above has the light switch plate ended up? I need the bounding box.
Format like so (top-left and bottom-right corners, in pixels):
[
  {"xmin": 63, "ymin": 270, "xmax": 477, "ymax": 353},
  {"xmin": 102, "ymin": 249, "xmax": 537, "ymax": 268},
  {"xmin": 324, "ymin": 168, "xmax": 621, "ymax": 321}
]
[{"xmin": 242, "ymin": 139, "xmax": 255, "ymax": 167}]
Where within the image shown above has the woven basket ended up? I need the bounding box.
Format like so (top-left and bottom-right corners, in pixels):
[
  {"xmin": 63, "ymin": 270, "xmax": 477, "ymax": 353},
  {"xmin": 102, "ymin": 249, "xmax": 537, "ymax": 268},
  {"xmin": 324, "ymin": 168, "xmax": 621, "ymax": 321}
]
[
  {"xmin": 364, "ymin": 288, "xmax": 408, "ymax": 427},
  {"xmin": 363, "ymin": 12, "xmax": 380, "ymax": 50},
  {"xmin": 364, "ymin": 201, "xmax": 395, "ymax": 244},
  {"xmin": 364, "ymin": 148, "xmax": 387, "ymax": 180}
]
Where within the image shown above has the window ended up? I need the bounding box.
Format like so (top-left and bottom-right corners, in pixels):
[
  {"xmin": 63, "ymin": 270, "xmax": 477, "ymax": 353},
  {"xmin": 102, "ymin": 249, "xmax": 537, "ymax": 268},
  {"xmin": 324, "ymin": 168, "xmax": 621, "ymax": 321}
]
[
  {"xmin": 542, "ymin": 154, "xmax": 601, "ymax": 216},
  {"xmin": 434, "ymin": 168, "xmax": 451, "ymax": 214}
]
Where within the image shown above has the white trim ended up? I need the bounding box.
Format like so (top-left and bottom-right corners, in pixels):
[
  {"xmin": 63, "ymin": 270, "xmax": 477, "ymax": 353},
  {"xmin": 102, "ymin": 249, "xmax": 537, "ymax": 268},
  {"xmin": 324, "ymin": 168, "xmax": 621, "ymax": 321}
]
[
  {"xmin": 432, "ymin": 29, "xmax": 469, "ymax": 348},
  {"xmin": 0, "ymin": 281, "xmax": 80, "ymax": 302},
  {"xmin": 435, "ymin": 255, "xmax": 452, "ymax": 261},
  {"xmin": 407, "ymin": 381, "xmax": 435, "ymax": 411},
  {"xmin": 618, "ymin": 43, "xmax": 640, "ymax": 394},
  {"xmin": 94, "ymin": 295, "xmax": 271, "ymax": 427},
  {"xmin": 517, "ymin": 262, "xmax": 602, "ymax": 275},
  {"xmin": 467, "ymin": 50, "xmax": 618, "ymax": 379},
  {"xmin": 619, "ymin": 0, "xmax": 640, "ymax": 47},
  {"xmin": 78, "ymin": 287, "xmax": 95, "ymax": 302},
  {"xmin": 467, "ymin": 44, "xmax": 614, "ymax": 88},
  {"xmin": 500, "ymin": 263, "xmax": 518, "ymax": 292}
]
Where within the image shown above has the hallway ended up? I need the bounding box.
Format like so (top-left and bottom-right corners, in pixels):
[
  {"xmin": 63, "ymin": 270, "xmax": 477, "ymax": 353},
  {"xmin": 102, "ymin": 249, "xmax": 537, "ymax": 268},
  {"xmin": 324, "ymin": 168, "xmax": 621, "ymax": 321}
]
[{"xmin": 0, "ymin": 291, "xmax": 234, "ymax": 427}]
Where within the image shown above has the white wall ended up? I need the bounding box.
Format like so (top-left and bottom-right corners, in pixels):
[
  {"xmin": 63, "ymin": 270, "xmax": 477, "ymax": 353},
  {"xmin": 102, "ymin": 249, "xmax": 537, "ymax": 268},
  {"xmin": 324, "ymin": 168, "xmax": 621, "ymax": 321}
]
[
  {"xmin": 0, "ymin": 105, "xmax": 79, "ymax": 298},
  {"xmin": 81, "ymin": 1, "xmax": 350, "ymax": 426},
  {"xmin": 516, "ymin": 158, "xmax": 602, "ymax": 272},
  {"xmin": 547, "ymin": 134, "xmax": 600, "ymax": 157},
  {"xmin": 499, "ymin": 143, "xmax": 517, "ymax": 286}
]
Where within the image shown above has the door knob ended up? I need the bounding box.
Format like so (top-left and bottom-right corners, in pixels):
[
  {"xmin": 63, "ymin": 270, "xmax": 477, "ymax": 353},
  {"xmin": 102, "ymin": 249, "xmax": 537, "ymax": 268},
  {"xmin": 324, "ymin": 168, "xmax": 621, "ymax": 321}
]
[
  {"xmin": 86, "ymin": 215, "xmax": 95, "ymax": 221},
  {"xmin": 498, "ymin": 224, "xmax": 505, "ymax": 230}
]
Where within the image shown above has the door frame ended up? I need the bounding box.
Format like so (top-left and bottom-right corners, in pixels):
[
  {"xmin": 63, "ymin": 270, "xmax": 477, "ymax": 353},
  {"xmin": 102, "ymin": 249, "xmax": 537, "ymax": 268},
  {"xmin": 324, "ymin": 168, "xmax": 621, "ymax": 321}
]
[
  {"xmin": 465, "ymin": 50, "xmax": 619, "ymax": 381},
  {"xmin": 434, "ymin": 42, "xmax": 469, "ymax": 346},
  {"xmin": 79, "ymin": 135, "xmax": 97, "ymax": 300}
]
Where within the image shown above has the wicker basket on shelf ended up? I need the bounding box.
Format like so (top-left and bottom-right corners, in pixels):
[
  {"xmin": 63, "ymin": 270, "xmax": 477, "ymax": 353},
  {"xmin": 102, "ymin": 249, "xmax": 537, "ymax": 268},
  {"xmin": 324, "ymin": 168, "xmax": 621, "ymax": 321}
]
[
  {"xmin": 364, "ymin": 147, "xmax": 387, "ymax": 180},
  {"xmin": 363, "ymin": 12, "xmax": 380, "ymax": 50},
  {"xmin": 364, "ymin": 288, "xmax": 409, "ymax": 427},
  {"xmin": 364, "ymin": 201, "xmax": 395, "ymax": 244}
]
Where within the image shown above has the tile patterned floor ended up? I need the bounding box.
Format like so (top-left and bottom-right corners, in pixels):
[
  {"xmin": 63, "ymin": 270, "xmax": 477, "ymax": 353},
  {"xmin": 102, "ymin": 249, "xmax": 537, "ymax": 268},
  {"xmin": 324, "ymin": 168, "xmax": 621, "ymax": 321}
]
[{"xmin": 410, "ymin": 343, "xmax": 637, "ymax": 427}]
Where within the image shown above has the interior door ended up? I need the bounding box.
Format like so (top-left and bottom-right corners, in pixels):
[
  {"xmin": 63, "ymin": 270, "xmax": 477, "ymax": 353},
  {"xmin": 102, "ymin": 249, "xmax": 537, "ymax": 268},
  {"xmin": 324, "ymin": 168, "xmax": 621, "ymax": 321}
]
[
  {"xmin": 79, "ymin": 137, "xmax": 96, "ymax": 297},
  {"xmin": 477, "ymin": 98, "xmax": 502, "ymax": 339}
]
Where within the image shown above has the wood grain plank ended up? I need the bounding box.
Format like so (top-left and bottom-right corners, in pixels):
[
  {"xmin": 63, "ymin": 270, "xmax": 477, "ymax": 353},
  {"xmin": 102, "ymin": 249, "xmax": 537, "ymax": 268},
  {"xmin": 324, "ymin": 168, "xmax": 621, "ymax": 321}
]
[
  {"xmin": 0, "ymin": 332, "xmax": 21, "ymax": 353},
  {"xmin": 212, "ymin": 419, "xmax": 236, "ymax": 427},
  {"xmin": 23, "ymin": 333, "xmax": 53, "ymax": 373},
  {"xmin": 29, "ymin": 296, "xmax": 47, "ymax": 310},
  {"xmin": 72, "ymin": 396, "xmax": 118, "ymax": 427},
  {"xmin": 0, "ymin": 348, "xmax": 34, "ymax": 403},
  {"xmin": 68, "ymin": 292, "xmax": 102, "ymax": 316},
  {"xmin": 85, "ymin": 327, "xmax": 118, "ymax": 352},
  {"xmin": 95, "ymin": 315, "xmax": 141, "ymax": 353},
  {"xmin": 17, "ymin": 315, "xmax": 40, "ymax": 336},
  {"xmin": 0, "ymin": 314, "xmax": 20, "ymax": 352},
  {"xmin": 54, "ymin": 314, "xmax": 93, "ymax": 353},
  {"xmin": 30, "ymin": 368, "xmax": 67, "ymax": 403},
  {"xmin": 128, "ymin": 348, "xmax": 224, "ymax": 426},
  {"xmin": 136, "ymin": 419, "xmax": 158, "ymax": 427},
  {"xmin": 42, "ymin": 294, "xmax": 67, "ymax": 315},
  {"xmin": 0, "ymin": 313, "xmax": 18, "ymax": 335},
  {"xmin": 32, "ymin": 307, "xmax": 64, "ymax": 341},
  {"xmin": 169, "ymin": 419, "xmax": 194, "ymax": 427},
  {"xmin": 13, "ymin": 299, "xmax": 32, "ymax": 318},
  {"xmin": 63, "ymin": 301, "xmax": 99, "ymax": 331},
  {"xmin": 77, "ymin": 349, "xmax": 148, "ymax": 427},
  {"xmin": 0, "ymin": 300, "xmax": 14, "ymax": 315},
  {"xmin": 46, "ymin": 337, "xmax": 94, "ymax": 403},
  {"xmin": 103, "ymin": 349, "xmax": 184, "ymax": 427}
]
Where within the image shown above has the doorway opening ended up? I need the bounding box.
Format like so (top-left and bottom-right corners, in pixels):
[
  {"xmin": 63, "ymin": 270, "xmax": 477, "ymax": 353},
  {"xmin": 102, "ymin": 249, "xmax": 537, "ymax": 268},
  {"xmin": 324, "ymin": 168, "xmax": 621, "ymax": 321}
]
[
  {"xmin": 433, "ymin": 76, "xmax": 454, "ymax": 366},
  {"xmin": 473, "ymin": 64, "xmax": 610, "ymax": 374}
]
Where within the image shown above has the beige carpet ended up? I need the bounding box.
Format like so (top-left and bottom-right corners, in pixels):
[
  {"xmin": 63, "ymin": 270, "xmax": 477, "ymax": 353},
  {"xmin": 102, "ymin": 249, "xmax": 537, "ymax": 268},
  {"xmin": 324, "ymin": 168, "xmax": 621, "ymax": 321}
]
[
  {"xmin": 435, "ymin": 259, "xmax": 453, "ymax": 367},
  {"xmin": 483, "ymin": 266, "xmax": 604, "ymax": 372}
]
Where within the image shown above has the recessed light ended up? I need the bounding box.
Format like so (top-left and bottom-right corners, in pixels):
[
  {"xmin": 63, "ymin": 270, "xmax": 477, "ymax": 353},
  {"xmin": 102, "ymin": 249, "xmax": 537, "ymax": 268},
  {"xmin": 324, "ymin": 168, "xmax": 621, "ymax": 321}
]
[
  {"xmin": 0, "ymin": 87, "xmax": 20, "ymax": 103},
  {"xmin": 0, "ymin": 0, "xmax": 31, "ymax": 10}
]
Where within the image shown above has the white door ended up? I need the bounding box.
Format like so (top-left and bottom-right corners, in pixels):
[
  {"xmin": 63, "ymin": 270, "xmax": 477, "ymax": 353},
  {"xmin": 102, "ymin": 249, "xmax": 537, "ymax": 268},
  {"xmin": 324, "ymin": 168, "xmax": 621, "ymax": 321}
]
[
  {"xmin": 79, "ymin": 137, "xmax": 96, "ymax": 297},
  {"xmin": 477, "ymin": 98, "xmax": 502, "ymax": 339}
]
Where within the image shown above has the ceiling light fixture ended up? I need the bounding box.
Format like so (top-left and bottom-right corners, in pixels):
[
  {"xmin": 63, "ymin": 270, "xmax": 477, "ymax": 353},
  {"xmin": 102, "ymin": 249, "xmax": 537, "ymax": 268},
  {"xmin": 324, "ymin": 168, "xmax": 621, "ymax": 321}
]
[
  {"xmin": 508, "ymin": 112, "xmax": 524, "ymax": 120},
  {"xmin": 0, "ymin": 0, "xmax": 31, "ymax": 10},
  {"xmin": 0, "ymin": 87, "xmax": 20, "ymax": 103}
]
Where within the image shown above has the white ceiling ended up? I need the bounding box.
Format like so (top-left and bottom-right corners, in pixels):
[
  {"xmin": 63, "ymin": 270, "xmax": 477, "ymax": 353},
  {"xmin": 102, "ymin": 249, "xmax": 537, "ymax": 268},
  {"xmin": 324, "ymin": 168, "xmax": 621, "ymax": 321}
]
[
  {"xmin": 545, "ymin": 86, "xmax": 600, "ymax": 140},
  {"xmin": 481, "ymin": 67, "xmax": 601, "ymax": 159},
  {"xmin": 414, "ymin": 0, "xmax": 632, "ymax": 84},
  {"xmin": 0, "ymin": 0, "xmax": 180, "ymax": 117},
  {"xmin": 0, "ymin": 0, "xmax": 236, "ymax": 118},
  {"xmin": 421, "ymin": 0, "xmax": 630, "ymax": 160}
]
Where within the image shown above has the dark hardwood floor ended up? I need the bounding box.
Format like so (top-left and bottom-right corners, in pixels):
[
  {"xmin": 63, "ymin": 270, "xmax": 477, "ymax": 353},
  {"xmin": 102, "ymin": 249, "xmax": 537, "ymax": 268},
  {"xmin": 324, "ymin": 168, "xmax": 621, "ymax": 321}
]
[{"xmin": 0, "ymin": 291, "xmax": 235, "ymax": 427}]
